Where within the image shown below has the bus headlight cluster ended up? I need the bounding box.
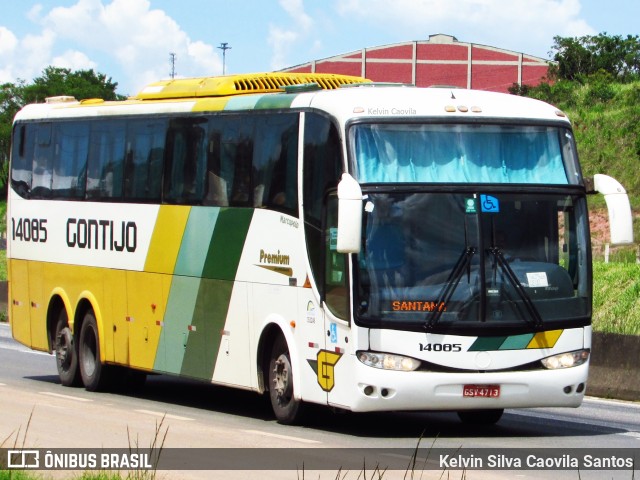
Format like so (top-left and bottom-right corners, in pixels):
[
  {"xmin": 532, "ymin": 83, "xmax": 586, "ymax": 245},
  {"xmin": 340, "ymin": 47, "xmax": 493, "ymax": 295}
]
[
  {"xmin": 357, "ymin": 351, "xmax": 421, "ymax": 371},
  {"xmin": 541, "ymin": 349, "xmax": 590, "ymax": 369}
]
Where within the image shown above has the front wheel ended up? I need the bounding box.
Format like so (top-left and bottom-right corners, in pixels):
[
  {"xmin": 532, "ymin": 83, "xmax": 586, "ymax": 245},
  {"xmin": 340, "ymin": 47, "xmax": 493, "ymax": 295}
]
[
  {"xmin": 268, "ymin": 335, "xmax": 304, "ymax": 424},
  {"xmin": 457, "ymin": 409, "xmax": 504, "ymax": 425},
  {"xmin": 54, "ymin": 311, "xmax": 81, "ymax": 387},
  {"xmin": 78, "ymin": 310, "xmax": 111, "ymax": 392}
]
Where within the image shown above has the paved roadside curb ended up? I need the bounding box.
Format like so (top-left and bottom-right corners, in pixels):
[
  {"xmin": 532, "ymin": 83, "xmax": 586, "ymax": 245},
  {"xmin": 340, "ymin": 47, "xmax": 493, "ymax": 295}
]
[{"xmin": 0, "ymin": 281, "xmax": 637, "ymax": 401}]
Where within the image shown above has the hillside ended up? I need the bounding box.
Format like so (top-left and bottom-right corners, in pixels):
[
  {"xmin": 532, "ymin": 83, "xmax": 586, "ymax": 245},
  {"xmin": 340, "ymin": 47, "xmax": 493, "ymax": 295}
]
[{"xmin": 555, "ymin": 81, "xmax": 640, "ymax": 259}]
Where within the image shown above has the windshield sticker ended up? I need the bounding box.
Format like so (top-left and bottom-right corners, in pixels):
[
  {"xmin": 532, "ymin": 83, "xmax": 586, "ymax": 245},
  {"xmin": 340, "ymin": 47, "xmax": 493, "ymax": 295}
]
[
  {"xmin": 464, "ymin": 198, "xmax": 477, "ymax": 214},
  {"xmin": 392, "ymin": 301, "xmax": 447, "ymax": 312},
  {"xmin": 329, "ymin": 323, "xmax": 338, "ymax": 343},
  {"xmin": 480, "ymin": 194, "xmax": 500, "ymax": 213},
  {"xmin": 329, "ymin": 228, "xmax": 338, "ymax": 251},
  {"xmin": 526, "ymin": 272, "xmax": 549, "ymax": 288}
]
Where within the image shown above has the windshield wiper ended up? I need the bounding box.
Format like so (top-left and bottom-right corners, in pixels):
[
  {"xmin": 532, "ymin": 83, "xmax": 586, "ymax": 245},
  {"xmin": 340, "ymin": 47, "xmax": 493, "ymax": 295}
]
[
  {"xmin": 486, "ymin": 247, "xmax": 543, "ymax": 330},
  {"xmin": 424, "ymin": 246, "xmax": 476, "ymax": 331}
]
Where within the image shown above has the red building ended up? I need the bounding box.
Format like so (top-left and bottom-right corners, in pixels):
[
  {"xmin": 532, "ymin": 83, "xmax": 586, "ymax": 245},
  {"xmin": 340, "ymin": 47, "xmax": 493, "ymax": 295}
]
[{"xmin": 283, "ymin": 34, "xmax": 551, "ymax": 93}]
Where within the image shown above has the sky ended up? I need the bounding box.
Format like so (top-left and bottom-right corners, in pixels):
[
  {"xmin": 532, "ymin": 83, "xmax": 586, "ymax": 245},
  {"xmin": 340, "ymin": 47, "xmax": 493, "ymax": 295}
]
[{"xmin": 1, "ymin": 0, "xmax": 638, "ymax": 97}]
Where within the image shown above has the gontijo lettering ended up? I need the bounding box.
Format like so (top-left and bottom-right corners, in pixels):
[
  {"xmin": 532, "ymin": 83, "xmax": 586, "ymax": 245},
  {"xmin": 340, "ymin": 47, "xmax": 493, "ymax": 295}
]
[{"xmin": 66, "ymin": 218, "xmax": 137, "ymax": 252}]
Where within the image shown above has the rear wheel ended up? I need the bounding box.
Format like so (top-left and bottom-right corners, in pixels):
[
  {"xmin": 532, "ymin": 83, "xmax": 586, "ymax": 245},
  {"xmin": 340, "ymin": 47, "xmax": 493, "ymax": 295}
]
[
  {"xmin": 457, "ymin": 409, "xmax": 504, "ymax": 425},
  {"xmin": 78, "ymin": 310, "xmax": 111, "ymax": 391},
  {"xmin": 268, "ymin": 335, "xmax": 304, "ymax": 424},
  {"xmin": 54, "ymin": 310, "xmax": 81, "ymax": 387}
]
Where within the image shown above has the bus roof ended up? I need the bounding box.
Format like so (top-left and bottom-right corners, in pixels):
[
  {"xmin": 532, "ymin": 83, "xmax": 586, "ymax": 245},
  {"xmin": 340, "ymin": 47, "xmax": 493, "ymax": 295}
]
[
  {"xmin": 13, "ymin": 72, "xmax": 570, "ymax": 126},
  {"xmin": 134, "ymin": 72, "xmax": 370, "ymax": 99}
]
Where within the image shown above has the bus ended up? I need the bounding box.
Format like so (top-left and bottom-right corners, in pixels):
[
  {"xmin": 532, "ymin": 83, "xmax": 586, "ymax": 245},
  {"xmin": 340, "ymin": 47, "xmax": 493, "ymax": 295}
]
[{"xmin": 8, "ymin": 72, "xmax": 634, "ymax": 425}]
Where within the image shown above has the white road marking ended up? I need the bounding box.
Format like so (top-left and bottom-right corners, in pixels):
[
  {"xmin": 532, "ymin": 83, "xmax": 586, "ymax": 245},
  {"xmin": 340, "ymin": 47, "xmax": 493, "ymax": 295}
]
[
  {"xmin": 135, "ymin": 409, "xmax": 194, "ymax": 421},
  {"xmin": 0, "ymin": 342, "xmax": 51, "ymax": 356},
  {"xmin": 241, "ymin": 429, "xmax": 321, "ymax": 445},
  {"xmin": 40, "ymin": 391, "xmax": 93, "ymax": 402}
]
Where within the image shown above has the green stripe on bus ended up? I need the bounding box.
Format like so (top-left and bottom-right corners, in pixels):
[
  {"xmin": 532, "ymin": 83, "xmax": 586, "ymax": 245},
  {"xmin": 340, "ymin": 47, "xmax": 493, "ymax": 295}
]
[
  {"xmin": 224, "ymin": 95, "xmax": 262, "ymax": 110},
  {"xmin": 254, "ymin": 94, "xmax": 296, "ymax": 110},
  {"xmin": 499, "ymin": 333, "xmax": 535, "ymax": 350},
  {"xmin": 201, "ymin": 208, "xmax": 254, "ymax": 280},
  {"xmin": 174, "ymin": 207, "xmax": 220, "ymax": 277},
  {"xmin": 467, "ymin": 336, "xmax": 507, "ymax": 351},
  {"xmin": 154, "ymin": 275, "xmax": 201, "ymax": 374},
  {"xmin": 180, "ymin": 279, "xmax": 233, "ymax": 380}
]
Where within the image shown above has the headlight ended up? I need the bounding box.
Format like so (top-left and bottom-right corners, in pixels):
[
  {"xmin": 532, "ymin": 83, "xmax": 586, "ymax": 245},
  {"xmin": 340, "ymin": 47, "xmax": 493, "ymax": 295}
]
[
  {"xmin": 541, "ymin": 349, "xmax": 590, "ymax": 369},
  {"xmin": 357, "ymin": 351, "xmax": 421, "ymax": 371}
]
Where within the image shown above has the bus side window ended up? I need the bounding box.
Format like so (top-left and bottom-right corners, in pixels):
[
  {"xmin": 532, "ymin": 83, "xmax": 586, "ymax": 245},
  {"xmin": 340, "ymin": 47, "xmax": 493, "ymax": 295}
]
[
  {"xmin": 10, "ymin": 124, "xmax": 34, "ymax": 197},
  {"xmin": 30, "ymin": 123, "xmax": 53, "ymax": 198},
  {"xmin": 87, "ymin": 121, "xmax": 125, "ymax": 200},
  {"xmin": 204, "ymin": 129, "xmax": 227, "ymax": 206},
  {"xmin": 217, "ymin": 116, "xmax": 254, "ymax": 208},
  {"xmin": 303, "ymin": 112, "xmax": 345, "ymax": 317},
  {"xmin": 164, "ymin": 118, "xmax": 206, "ymax": 204},
  {"xmin": 125, "ymin": 119, "xmax": 166, "ymax": 201},
  {"xmin": 253, "ymin": 113, "xmax": 299, "ymax": 216},
  {"xmin": 52, "ymin": 121, "xmax": 89, "ymax": 199}
]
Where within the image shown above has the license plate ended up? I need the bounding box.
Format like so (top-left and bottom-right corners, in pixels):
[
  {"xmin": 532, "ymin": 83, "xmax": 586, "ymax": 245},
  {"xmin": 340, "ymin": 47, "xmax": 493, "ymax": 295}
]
[{"xmin": 463, "ymin": 384, "xmax": 500, "ymax": 398}]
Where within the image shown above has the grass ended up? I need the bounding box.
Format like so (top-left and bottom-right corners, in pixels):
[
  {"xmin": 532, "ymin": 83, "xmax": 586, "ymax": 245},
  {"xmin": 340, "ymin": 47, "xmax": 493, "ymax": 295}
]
[
  {"xmin": 592, "ymin": 261, "xmax": 640, "ymax": 335},
  {"xmin": 1, "ymin": 412, "xmax": 167, "ymax": 480}
]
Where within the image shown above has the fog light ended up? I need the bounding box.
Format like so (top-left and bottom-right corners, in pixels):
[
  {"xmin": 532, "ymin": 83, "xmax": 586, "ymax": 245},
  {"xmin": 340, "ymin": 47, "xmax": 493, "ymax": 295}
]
[{"xmin": 541, "ymin": 349, "xmax": 590, "ymax": 370}]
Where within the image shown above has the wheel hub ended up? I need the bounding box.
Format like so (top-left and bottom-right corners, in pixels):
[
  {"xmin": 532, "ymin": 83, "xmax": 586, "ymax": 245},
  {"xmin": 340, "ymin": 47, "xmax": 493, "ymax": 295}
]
[
  {"xmin": 272, "ymin": 354, "xmax": 292, "ymax": 401},
  {"xmin": 56, "ymin": 328, "xmax": 73, "ymax": 368}
]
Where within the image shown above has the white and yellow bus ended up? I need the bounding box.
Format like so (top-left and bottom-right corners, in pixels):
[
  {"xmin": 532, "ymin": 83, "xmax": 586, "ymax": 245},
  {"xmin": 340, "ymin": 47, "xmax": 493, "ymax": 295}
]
[{"xmin": 8, "ymin": 72, "xmax": 633, "ymax": 424}]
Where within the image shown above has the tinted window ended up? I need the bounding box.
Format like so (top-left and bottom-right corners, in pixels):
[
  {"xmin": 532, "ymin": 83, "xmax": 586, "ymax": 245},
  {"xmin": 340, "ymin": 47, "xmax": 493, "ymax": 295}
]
[
  {"xmin": 165, "ymin": 117, "xmax": 207, "ymax": 204},
  {"xmin": 303, "ymin": 113, "xmax": 343, "ymax": 289},
  {"xmin": 125, "ymin": 119, "xmax": 166, "ymax": 201},
  {"xmin": 10, "ymin": 124, "xmax": 34, "ymax": 197},
  {"xmin": 87, "ymin": 121, "xmax": 126, "ymax": 199},
  {"xmin": 52, "ymin": 122, "xmax": 89, "ymax": 198}
]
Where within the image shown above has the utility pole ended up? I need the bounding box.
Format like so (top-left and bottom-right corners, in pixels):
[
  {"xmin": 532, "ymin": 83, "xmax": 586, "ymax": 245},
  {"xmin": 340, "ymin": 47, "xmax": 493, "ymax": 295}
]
[
  {"xmin": 169, "ymin": 52, "xmax": 177, "ymax": 79},
  {"xmin": 218, "ymin": 43, "xmax": 231, "ymax": 75}
]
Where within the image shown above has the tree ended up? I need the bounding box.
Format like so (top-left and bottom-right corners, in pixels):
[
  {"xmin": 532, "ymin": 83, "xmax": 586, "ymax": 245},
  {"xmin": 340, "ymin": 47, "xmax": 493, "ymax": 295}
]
[
  {"xmin": 22, "ymin": 66, "xmax": 126, "ymax": 103},
  {"xmin": 549, "ymin": 33, "xmax": 640, "ymax": 82}
]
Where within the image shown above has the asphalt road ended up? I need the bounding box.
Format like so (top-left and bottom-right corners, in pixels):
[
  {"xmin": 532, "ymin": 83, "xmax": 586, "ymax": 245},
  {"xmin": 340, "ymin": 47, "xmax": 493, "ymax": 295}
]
[{"xmin": 1, "ymin": 322, "xmax": 639, "ymax": 480}]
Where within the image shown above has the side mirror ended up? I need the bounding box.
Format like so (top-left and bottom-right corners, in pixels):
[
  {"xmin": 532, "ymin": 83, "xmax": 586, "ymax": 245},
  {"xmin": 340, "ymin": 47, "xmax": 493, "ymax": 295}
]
[
  {"xmin": 591, "ymin": 174, "xmax": 634, "ymax": 245},
  {"xmin": 337, "ymin": 173, "xmax": 362, "ymax": 253}
]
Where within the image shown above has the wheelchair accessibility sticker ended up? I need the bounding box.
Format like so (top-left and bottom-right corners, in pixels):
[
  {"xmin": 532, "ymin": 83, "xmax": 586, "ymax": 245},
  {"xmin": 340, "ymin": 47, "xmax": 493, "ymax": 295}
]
[{"xmin": 480, "ymin": 195, "xmax": 500, "ymax": 213}]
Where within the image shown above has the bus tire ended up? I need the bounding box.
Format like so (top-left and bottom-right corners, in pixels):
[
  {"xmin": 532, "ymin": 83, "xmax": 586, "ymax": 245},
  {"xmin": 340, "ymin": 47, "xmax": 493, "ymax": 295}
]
[
  {"xmin": 54, "ymin": 311, "xmax": 81, "ymax": 387},
  {"xmin": 78, "ymin": 310, "xmax": 110, "ymax": 392},
  {"xmin": 268, "ymin": 335, "xmax": 304, "ymax": 424},
  {"xmin": 457, "ymin": 409, "xmax": 504, "ymax": 425}
]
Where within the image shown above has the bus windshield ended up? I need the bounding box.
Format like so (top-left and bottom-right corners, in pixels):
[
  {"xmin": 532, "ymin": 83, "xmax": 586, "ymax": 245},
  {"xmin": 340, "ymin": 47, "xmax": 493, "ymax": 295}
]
[
  {"xmin": 354, "ymin": 191, "xmax": 591, "ymax": 333},
  {"xmin": 352, "ymin": 123, "xmax": 581, "ymax": 185}
]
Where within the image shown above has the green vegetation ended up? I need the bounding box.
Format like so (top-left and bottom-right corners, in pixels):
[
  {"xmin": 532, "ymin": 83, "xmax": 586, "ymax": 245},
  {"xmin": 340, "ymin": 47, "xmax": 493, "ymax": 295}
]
[{"xmin": 593, "ymin": 262, "xmax": 640, "ymax": 335}]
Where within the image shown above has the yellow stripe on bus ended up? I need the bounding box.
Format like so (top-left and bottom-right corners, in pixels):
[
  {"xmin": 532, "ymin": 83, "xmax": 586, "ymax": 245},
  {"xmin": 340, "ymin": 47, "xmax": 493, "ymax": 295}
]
[
  {"xmin": 144, "ymin": 206, "xmax": 191, "ymax": 274},
  {"xmin": 527, "ymin": 329, "xmax": 563, "ymax": 349}
]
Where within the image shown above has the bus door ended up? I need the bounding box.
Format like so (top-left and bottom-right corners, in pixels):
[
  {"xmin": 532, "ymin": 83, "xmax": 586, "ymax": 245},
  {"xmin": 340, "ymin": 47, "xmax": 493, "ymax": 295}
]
[{"xmin": 322, "ymin": 193, "xmax": 352, "ymax": 408}]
